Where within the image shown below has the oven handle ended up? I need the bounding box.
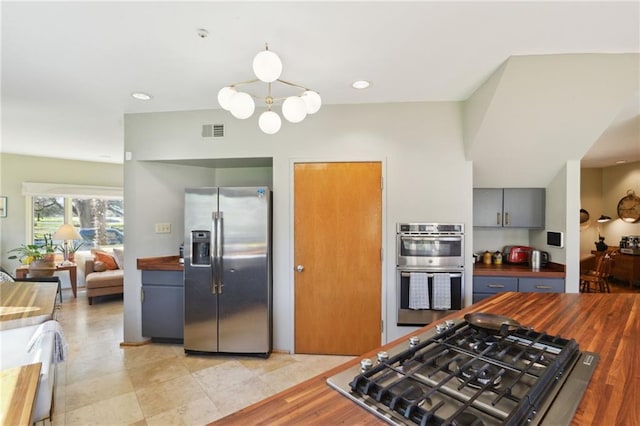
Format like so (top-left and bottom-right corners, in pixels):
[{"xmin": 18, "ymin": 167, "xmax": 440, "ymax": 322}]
[
  {"xmin": 399, "ymin": 236, "xmax": 462, "ymax": 242},
  {"xmin": 400, "ymin": 272, "xmax": 463, "ymax": 278}
]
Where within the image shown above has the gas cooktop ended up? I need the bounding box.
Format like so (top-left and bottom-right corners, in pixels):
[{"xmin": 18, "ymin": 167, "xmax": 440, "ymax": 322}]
[{"xmin": 327, "ymin": 316, "xmax": 598, "ymax": 425}]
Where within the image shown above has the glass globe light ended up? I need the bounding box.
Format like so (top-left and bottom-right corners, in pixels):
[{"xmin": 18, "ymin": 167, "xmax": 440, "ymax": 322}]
[
  {"xmin": 301, "ymin": 90, "xmax": 322, "ymax": 114},
  {"xmin": 252, "ymin": 50, "xmax": 282, "ymax": 83},
  {"xmin": 282, "ymin": 96, "xmax": 307, "ymax": 123},
  {"xmin": 229, "ymin": 92, "xmax": 255, "ymax": 119},
  {"xmin": 258, "ymin": 110, "xmax": 282, "ymax": 134},
  {"xmin": 217, "ymin": 86, "xmax": 236, "ymax": 111}
]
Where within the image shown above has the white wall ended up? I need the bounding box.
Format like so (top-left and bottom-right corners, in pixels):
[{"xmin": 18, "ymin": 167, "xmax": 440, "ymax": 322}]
[
  {"xmin": 123, "ymin": 102, "xmax": 473, "ymax": 349},
  {"xmin": 530, "ymin": 165, "xmax": 568, "ymax": 266},
  {"xmin": 580, "ymin": 168, "xmax": 604, "ymax": 253}
]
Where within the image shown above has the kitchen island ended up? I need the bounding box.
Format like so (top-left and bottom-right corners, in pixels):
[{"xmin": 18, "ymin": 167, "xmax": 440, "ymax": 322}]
[{"xmin": 211, "ymin": 292, "xmax": 639, "ymax": 425}]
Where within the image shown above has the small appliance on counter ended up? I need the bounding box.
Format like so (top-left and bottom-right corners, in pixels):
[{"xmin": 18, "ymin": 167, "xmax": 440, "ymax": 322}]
[
  {"xmin": 503, "ymin": 245, "xmax": 532, "ymax": 264},
  {"xmin": 620, "ymin": 236, "xmax": 640, "ymax": 255}
]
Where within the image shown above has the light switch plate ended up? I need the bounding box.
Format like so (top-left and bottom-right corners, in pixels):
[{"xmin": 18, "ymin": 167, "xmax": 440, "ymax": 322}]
[{"xmin": 155, "ymin": 223, "xmax": 171, "ymax": 233}]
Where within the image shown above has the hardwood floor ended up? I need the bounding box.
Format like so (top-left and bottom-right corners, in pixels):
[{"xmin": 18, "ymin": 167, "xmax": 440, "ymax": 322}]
[{"xmin": 608, "ymin": 278, "xmax": 640, "ymax": 293}]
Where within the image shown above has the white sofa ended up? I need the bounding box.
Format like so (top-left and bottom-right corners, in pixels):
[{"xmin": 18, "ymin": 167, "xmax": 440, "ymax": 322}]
[{"xmin": 0, "ymin": 322, "xmax": 57, "ymax": 422}]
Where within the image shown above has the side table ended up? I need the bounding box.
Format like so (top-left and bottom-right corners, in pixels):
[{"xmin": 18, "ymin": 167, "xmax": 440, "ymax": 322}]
[{"xmin": 15, "ymin": 263, "xmax": 78, "ymax": 299}]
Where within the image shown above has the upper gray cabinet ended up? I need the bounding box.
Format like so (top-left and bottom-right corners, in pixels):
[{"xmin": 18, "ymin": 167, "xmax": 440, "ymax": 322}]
[{"xmin": 473, "ymin": 188, "xmax": 545, "ymax": 228}]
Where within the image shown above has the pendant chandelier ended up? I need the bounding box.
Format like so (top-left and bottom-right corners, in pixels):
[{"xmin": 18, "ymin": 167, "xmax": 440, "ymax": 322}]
[{"xmin": 217, "ymin": 44, "xmax": 321, "ymax": 135}]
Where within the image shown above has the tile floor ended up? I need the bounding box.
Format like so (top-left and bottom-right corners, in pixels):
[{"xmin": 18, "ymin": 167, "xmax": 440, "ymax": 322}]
[{"xmin": 43, "ymin": 289, "xmax": 354, "ymax": 426}]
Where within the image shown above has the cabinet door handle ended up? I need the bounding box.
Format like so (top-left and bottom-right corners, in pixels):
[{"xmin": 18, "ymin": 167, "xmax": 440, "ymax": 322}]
[
  {"xmin": 497, "ymin": 213, "xmax": 502, "ymax": 226},
  {"xmin": 488, "ymin": 284, "xmax": 505, "ymax": 288},
  {"xmin": 505, "ymin": 212, "xmax": 510, "ymax": 225},
  {"xmin": 535, "ymin": 285, "xmax": 552, "ymax": 289}
]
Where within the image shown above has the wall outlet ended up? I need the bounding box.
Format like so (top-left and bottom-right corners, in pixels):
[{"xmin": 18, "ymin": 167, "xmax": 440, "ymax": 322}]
[{"xmin": 155, "ymin": 223, "xmax": 171, "ymax": 234}]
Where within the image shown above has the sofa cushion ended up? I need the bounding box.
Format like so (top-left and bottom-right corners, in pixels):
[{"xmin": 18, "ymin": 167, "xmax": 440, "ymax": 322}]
[
  {"xmin": 112, "ymin": 248, "xmax": 124, "ymax": 269},
  {"xmin": 86, "ymin": 269, "xmax": 123, "ymax": 289},
  {"xmin": 93, "ymin": 250, "xmax": 118, "ymax": 270},
  {"xmin": 93, "ymin": 261, "xmax": 107, "ymax": 272}
]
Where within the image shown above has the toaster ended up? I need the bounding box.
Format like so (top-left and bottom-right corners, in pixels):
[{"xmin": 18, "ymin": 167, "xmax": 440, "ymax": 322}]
[{"xmin": 504, "ymin": 246, "xmax": 532, "ymax": 264}]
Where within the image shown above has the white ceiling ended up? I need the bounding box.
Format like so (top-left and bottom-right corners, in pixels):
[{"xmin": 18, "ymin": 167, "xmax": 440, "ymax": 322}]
[{"xmin": 2, "ymin": 1, "xmax": 638, "ymax": 166}]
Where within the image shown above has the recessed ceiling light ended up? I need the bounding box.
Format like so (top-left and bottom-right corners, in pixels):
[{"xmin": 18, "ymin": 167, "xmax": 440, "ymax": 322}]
[
  {"xmin": 615, "ymin": 160, "xmax": 627, "ymax": 164},
  {"xmin": 131, "ymin": 92, "xmax": 152, "ymax": 101},
  {"xmin": 352, "ymin": 80, "xmax": 371, "ymax": 89}
]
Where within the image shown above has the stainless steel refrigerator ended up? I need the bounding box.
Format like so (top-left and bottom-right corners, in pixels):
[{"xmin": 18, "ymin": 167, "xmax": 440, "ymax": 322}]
[{"xmin": 184, "ymin": 187, "xmax": 272, "ymax": 356}]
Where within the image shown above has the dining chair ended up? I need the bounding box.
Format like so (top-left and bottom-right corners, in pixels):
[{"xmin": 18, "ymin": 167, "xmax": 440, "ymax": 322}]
[{"xmin": 579, "ymin": 251, "xmax": 617, "ymax": 293}]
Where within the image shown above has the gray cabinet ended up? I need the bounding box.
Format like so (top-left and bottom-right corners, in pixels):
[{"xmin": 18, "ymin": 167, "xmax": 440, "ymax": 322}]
[
  {"xmin": 141, "ymin": 270, "xmax": 184, "ymax": 341},
  {"xmin": 473, "ymin": 275, "xmax": 564, "ymax": 303},
  {"xmin": 473, "ymin": 188, "xmax": 545, "ymax": 228},
  {"xmin": 518, "ymin": 277, "xmax": 564, "ymax": 293},
  {"xmin": 473, "ymin": 276, "xmax": 518, "ymax": 303}
]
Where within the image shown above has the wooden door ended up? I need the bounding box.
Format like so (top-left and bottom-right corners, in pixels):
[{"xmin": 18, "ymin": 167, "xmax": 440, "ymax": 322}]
[{"xmin": 294, "ymin": 162, "xmax": 382, "ymax": 355}]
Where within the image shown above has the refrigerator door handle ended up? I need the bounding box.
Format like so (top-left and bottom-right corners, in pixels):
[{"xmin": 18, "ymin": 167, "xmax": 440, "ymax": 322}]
[
  {"xmin": 217, "ymin": 211, "xmax": 224, "ymax": 294},
  {"xmin": 211, "ymin": 212, "xmax": 218, "ymax": 295}
]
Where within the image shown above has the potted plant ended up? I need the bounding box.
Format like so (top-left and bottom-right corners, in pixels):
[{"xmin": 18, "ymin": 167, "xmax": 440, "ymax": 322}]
[
  {"xmin": 8, "ymin": 234, "xmax": 59, "ymax": 277},
  {"xmin": 40, "ymin": 233, "xmax": 57, "ymax": 263},
  {"xmin": 57, "ymin": 240, "xmax": 86, "ymax": 263}
]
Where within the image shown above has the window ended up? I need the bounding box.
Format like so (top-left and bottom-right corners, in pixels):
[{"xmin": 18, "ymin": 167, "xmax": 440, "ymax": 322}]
[
  {"xmin": 72, "ymin": 199, "xmax": 124, "ymax": 248},
  {"xmin": 24, "ymin": 183, "xmax": 124, "ymax": 249},
  {"xmin": 33, "ymin": 196, "xmax": 64, "ymax": 244},
  {"xmin": 32, "ymin": 197, "xmax": 124, "ymax": 248}
]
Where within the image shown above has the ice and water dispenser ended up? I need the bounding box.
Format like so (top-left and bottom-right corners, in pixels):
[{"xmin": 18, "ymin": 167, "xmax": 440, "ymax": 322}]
[{"xmin": 191, "ymin": 231, "xmax": 211, "ymax": 265}]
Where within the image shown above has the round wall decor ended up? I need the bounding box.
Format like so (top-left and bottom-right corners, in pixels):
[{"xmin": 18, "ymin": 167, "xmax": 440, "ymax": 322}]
[{"xmin": 617, "ymin": 190, "xmax": 640, "ymax": 223}]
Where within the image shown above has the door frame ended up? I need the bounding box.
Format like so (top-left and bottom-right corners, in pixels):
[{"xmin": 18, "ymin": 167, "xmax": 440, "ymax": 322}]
[{"xmin": 289, "ymin": 157, "xmax": 388, "ymax": 354}]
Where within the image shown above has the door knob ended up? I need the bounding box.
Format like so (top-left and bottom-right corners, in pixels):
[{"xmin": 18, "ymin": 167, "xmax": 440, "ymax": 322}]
[{"xmin": 296, "ymin": 265, "xmax": 304, "ymax": 272}]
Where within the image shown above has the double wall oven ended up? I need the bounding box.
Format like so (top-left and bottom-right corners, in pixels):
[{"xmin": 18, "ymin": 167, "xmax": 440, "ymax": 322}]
[{"xmin": 396, "ymin": 223, "xmax": 464, "ymax": 326}]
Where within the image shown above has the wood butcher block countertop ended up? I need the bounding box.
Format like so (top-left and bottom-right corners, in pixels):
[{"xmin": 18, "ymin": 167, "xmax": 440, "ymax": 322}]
[
  {"xmin": 474, "ymin": 261, "xmax": 565, "ymax": 278},
  {"xmin": 136, "ymin": 255, "xmax": 184, "ymax": 271},
  {"xmin": 211, "ymin": 292, "xmax": 639, "ymax": 426},
  {"xmin": 0, "ymin": 281, "xmax": 58, "ymax": 330},
  {"xmin": 0, "ymin": 362, "xmax": 42, "ymax": 426}
]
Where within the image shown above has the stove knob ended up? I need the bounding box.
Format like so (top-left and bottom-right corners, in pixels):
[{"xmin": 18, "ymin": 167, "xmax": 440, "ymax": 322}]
[
  {"xmin": 409, "ymin": 336, "xmax": 420, "ymax": 347},
  {"xmin": 445, "ymin": 320, "xmax": 455, "ymax": 328},
  {"xmin": 377, "ymin": 351, "xmax": 389, "ymax": 363},
  {"xmin": 435, "ymin": 324, "xmax": 446, "ymax": 333},
  {"xmin": 360, "ymin": 358, "xmax": 373, "ymax": 372}
]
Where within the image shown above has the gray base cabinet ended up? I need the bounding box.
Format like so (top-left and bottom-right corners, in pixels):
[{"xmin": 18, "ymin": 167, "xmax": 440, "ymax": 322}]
[
  {"xmin": 473, "ymin": 275, "xmax": 564, "ymax": 303},
  {"xmin": 141, "ymin": 270, "xmax": 184, "ymax": 341},
  {"xmin": 473, "ymin": 188, "xmax": 545, "ymax": 228}
]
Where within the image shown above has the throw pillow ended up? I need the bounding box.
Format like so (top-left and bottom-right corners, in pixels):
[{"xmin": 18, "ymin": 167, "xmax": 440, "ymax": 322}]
[
  {"xmin": 93, "ymin": 261, "xmax": 107, "ymax": 272},
  {"xmin": 93, "ymin": 251, "xmax": 118, "ymax": 270},
  {"xmin": 112, "ymin": 248, "xmax": 124, "ymax": 270}
]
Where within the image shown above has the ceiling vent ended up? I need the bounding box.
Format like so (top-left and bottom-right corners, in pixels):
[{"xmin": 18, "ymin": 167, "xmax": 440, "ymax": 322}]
[{"xmin": 201, "ymin": 124, "xmax": 224, "ymax": 139}]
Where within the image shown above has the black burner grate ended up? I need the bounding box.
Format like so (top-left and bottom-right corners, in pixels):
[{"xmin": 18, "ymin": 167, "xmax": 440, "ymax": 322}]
[{"xmin": 349, "ymin": 323, "xmax": 580, "ymax": 425}]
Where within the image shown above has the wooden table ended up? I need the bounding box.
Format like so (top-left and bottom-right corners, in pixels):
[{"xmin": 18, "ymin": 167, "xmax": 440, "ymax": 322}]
[
  {"xmin": 15, "ymin": 263, "xmax": 77, "ymax": 298},
  {"xmin": 212, "ymin": 292, "xmax": 640, "ymax": 426},
  {"xmin": 0, "ymin": 281, "xmax": 59, "ymax": 330},
  {"xmin": 0, "ymin": 362, "xmax": 42, "ymax": 426}
]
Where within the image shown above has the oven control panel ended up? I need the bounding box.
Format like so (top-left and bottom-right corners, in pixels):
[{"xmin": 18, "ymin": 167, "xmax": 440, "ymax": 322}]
[{"xmin": 397, "ymin": 223, "xmax": 464, "ymax": 234}]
